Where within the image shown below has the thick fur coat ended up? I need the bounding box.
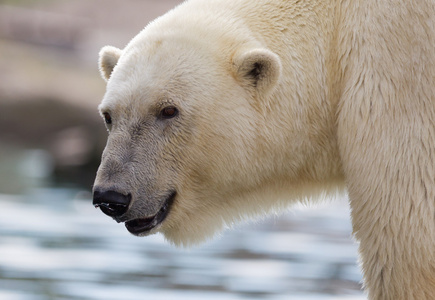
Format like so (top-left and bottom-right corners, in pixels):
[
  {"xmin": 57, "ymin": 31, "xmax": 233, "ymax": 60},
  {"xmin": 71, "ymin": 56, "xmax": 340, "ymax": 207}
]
[{"xmin": 93, "ymin": 0, "xmax": 435, "ymax": 299}]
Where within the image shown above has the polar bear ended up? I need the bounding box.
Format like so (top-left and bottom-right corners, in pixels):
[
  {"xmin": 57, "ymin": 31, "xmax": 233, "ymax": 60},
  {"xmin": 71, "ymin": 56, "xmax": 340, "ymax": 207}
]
[{"xmin": 92, "ymin": 0, "xmax": 435, "ymax": 299}]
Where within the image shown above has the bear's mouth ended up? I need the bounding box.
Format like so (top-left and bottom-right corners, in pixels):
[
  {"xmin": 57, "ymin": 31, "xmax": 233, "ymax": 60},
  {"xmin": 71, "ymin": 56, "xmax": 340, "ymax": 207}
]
[{"xmin": 125, "ymin": 191, "xmax": 176, "ymax": 235}]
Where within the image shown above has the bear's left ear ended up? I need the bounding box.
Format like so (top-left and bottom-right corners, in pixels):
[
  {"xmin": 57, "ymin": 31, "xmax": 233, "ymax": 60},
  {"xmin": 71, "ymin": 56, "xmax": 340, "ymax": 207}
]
[
  {"xmin": 232, "ymin": 48, "xmax": 282, "ymax": 96},
  {"xmin": 98, "ymin": 45, "xmax": 122, "ymax": 82}
]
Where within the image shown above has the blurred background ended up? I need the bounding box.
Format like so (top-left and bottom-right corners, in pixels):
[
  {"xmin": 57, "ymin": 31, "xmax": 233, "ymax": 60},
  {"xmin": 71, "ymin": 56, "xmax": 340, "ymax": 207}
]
[{"xmin": 0, "ymin": 1, "xmax": 365, "ymax": 299}]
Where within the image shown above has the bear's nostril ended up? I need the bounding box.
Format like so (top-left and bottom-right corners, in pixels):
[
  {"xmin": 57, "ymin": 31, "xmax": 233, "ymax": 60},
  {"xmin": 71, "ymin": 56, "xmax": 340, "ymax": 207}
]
[{"xmin": 93, "ymin": 190, "xmax": 131, "ymax": 217}]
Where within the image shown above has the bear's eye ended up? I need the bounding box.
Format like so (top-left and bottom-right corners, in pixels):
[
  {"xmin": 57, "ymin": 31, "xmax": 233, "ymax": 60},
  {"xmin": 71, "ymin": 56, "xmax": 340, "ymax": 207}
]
[
  {"xmin": 103, "ymin": 112, "xmax": 112, "ymax": 124},
  {"xmin": 159, "ymin": 106, "xmax": 179, "ymax": 119}
]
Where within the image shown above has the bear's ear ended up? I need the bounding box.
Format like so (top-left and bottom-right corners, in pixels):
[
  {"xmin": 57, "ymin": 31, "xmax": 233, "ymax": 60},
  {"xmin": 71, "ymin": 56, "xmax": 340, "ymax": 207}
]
[
  {"xmin": 232, "ymin": 48, "xmax": 282, "ymax": 96},
  {"xmin": 98, "ymin": 46, "xmax": 122, "ymax": 82}
]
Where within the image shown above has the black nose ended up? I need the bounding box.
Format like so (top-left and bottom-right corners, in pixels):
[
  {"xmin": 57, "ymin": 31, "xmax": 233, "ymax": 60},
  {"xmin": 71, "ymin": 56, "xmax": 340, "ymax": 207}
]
[{"xmin": 93, "ymin": 190, "xmax": 132, "ymax": 217}]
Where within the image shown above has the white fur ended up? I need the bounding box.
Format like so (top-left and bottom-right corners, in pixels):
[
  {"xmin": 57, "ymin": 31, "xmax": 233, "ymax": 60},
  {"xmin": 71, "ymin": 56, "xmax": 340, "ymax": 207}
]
[
  {"xmin": 99, "ymin": 45, "xmax": 122, "ymax": 81},
  {"xmin": 95, "ymin": 0, "xmax": 435, "ymax": 299}
]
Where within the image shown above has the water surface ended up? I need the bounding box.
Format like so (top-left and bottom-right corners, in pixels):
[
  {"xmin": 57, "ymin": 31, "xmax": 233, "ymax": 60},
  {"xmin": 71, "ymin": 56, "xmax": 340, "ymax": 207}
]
[{"xmin": 0, "ymin": 188, "xmax": 365, "ymax": 300}]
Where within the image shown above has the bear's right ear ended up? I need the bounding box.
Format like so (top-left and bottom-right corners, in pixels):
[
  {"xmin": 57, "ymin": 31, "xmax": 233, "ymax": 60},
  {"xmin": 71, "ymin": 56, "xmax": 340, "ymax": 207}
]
[
  {"xmin": 98, "ymin": 46, "xmax": 122, "ymax": 82},
  {"xmin": 232, "ymin": 48, "xmax": 282, "ymax": 96}
]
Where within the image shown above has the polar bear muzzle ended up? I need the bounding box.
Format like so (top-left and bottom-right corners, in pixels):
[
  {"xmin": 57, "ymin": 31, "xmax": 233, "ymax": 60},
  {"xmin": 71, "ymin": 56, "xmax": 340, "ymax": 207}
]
[{"xmin": 93, "ymin": 187, "xmax": 177, "ymax": 236}]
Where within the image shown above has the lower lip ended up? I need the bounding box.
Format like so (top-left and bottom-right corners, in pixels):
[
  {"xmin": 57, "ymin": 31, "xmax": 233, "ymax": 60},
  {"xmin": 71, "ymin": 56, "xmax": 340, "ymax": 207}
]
[{"xmin": 125, "ymin": 191, "xmax": 176, "ymax": 235}]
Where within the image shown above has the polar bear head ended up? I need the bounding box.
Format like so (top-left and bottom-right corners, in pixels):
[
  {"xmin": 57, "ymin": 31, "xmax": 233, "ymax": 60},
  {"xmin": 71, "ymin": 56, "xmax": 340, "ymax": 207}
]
[{"xmin": 92, "ymin": 20, "xmax": 285, "ymax": 246}]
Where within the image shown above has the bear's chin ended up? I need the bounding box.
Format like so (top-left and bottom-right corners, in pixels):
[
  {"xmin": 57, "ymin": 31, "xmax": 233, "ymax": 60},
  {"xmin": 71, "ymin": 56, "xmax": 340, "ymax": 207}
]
[{"xmin": 125, "ymin": 191, "xmax": 176, "ymax": 236}]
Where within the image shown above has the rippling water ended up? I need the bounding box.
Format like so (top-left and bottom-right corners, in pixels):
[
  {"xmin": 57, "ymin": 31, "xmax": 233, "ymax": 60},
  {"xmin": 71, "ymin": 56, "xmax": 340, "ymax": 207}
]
[{"xmin": 0, "ymin": 187, "xmax": 365, "ymax": 300}]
